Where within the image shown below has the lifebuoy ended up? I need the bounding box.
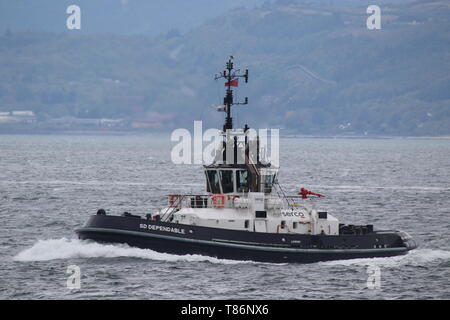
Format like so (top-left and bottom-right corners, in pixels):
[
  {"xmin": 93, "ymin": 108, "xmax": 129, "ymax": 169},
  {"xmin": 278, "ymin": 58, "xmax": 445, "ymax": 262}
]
[
  {"xmin": 211, "ymin": 194, "xmax": 226, "ymax": 208},
  {"xmin": 168, "ymin": 194, "xmax": 182, "ymax": 207}
]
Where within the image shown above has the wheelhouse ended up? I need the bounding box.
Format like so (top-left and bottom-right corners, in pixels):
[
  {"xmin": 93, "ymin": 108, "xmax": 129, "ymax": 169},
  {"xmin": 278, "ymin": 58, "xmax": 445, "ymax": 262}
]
[{"xmin": 204, "ymin": 166, "xmax": 278, "ymax": 195}]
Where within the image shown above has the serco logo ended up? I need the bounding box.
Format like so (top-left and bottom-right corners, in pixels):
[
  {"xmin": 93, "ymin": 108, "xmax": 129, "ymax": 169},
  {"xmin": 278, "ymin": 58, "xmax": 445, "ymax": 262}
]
[{"xmin": 282, "ymin": 211, "xmax": 305, "ymax": 218}]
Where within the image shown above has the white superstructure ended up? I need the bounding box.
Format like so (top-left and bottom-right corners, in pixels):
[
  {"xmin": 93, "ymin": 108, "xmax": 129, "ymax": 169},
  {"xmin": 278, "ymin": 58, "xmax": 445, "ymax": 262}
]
[{"xmin": 154, "ymin": 56, "xmax": 338, "ymax": 236}]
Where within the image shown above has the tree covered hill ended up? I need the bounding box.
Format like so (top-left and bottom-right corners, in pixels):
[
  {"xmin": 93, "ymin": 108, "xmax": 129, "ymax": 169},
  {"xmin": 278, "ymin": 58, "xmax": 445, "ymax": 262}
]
[{"xmin": 1, "ymin": 0, "xmax": 449, "ymax": 135}]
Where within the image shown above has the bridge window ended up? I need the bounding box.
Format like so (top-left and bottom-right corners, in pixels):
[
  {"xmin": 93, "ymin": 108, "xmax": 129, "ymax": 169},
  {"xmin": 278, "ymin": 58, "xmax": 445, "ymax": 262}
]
[
  {"xmin": 206, "ymin": 170, "xmax": 221, "ymax": 194},
  {"xmin": 220, "ymin": 170, "xmax": 234, "ymax": 194},
  {"xmin": 236, "ymin": 170, "xmax": 249, "ymax": 193},
  {"xmin": 263, "ymin": 174, "xmax": 276, "ymax": 193}
]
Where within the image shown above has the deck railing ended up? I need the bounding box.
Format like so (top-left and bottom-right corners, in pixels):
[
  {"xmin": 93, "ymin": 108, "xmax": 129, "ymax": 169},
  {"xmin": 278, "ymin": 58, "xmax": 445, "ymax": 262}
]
[{"xmin": 161, "ymin": 193, "xmax": 307, "ymax": 218}]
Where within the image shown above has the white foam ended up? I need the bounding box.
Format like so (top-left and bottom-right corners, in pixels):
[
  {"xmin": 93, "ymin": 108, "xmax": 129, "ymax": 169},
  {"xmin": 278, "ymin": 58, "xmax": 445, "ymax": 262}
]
[
  {"xmin": 317, "ymin": 248, "xmax": 450, "ymax": 268},
  {"xmin": 13, "ymin": 238, "xmax": 251, "ymax": 264},
  {"xmin": 14, "ymin": 239, "xmax": 449, "ymax": 267}
]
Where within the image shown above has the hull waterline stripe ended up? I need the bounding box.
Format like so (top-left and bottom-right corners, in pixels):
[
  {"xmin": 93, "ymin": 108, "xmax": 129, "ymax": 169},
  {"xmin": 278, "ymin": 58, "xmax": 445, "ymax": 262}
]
[{"xmin": 76, "ymin": 227, "xmax": 409, "ymax": 254}]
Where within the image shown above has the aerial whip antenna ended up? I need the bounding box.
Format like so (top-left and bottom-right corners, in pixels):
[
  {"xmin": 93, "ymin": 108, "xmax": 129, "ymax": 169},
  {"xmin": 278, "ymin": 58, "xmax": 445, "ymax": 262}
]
[{"xmin": 214, "ymin": 56, "xmax": 249, "ymax": 132}]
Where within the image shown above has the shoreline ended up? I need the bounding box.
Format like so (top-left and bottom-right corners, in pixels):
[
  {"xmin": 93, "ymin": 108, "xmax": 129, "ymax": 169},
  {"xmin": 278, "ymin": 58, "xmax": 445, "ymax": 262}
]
[{"xmin": 0, "ymin": 129, "xmax": 449, "ymax": 140}]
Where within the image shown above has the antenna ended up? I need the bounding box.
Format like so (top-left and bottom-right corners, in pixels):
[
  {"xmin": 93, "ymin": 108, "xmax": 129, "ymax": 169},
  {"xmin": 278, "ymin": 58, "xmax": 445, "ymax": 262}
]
[{"xmin": 214, "ymin": 56, "xmax": 249, "ymax": 132}]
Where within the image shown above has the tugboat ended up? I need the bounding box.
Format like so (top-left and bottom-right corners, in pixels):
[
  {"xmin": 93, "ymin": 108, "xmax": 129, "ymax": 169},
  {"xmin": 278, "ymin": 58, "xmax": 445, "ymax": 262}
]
[{"xmin": 76, "ymin": 57, "xmax": 417, "ymax": 263}]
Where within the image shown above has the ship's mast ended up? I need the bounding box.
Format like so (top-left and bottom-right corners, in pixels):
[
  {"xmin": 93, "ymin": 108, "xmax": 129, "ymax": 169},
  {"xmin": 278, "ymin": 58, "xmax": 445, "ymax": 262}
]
[
  {"xmin": 214, "ymin": 56, "xmax": 249, "ymax": 132},
  {"xmin": 211, "ymin": 57, "xmax": 264, "ymax": 192}
]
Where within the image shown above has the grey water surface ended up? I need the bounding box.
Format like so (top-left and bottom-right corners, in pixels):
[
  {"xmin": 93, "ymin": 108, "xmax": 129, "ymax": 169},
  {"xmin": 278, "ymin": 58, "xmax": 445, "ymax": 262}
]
[{"xmin": 0, "ymin": 134, "xmax": 449, "ymax": 299}]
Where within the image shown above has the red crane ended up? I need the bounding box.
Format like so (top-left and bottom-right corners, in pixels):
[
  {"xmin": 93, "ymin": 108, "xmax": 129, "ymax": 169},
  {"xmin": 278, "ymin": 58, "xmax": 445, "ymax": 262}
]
[{"xmin": 299, "ymin": 188, "xmax": 325, "ymax": 199}]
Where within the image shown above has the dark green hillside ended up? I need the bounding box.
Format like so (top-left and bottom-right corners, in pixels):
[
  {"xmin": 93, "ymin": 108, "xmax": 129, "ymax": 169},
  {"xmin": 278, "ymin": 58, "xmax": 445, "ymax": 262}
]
[{"xmin": 1, "ymin": 0, "xmax": 449, "ymax": 135}]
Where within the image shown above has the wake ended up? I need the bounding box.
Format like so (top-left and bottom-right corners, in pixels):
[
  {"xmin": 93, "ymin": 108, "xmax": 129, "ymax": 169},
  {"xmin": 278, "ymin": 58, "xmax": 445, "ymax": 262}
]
[
  {"xmin": 317, "ymin": 248, "xmax": 450, "ymax": 268},
  {"xmin": 13, "ymin": 238, "xmax": 251, "ymax": 265},
  {"xmin": 14, "ymin": 238, "xmax": 449, "ymax": 268}
]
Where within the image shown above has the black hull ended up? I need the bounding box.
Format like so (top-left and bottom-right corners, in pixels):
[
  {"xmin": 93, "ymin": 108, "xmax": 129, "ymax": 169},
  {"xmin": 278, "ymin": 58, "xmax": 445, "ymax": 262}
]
[{"xmin": 76, "ymin": 215, "xmax": 416, "ymax": 263}]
